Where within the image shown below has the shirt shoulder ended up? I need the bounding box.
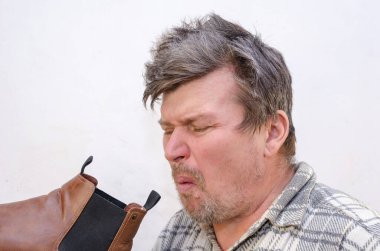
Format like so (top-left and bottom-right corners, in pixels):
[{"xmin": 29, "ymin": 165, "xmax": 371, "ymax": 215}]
[
  {"xmin": 304, "ymin": 183, "xmax": 380, "ymax": 250},
  {"xmin": 152, "ymin": 210, "xmax": 212, "ymax": 251}
]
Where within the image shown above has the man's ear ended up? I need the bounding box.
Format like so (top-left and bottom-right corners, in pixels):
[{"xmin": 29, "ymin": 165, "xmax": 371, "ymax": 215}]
[{"xmin": 264, "ymin": 110, "xmax": 289, "ymax": 157}]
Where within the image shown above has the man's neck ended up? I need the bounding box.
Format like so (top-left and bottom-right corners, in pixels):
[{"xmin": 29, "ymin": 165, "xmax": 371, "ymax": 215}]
[{"xmin": 212, "ymin": 163, "xmax": 295, "ymax": 250}]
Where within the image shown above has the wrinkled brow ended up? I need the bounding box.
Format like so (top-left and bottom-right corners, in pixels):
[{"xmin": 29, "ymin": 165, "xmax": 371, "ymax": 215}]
[{"xmin": 158, "ymin": 113, "xmax": 217, "ymax": 127}]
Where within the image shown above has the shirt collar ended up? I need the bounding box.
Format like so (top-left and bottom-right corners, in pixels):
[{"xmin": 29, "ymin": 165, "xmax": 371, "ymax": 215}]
[{"xmin": 265, "ymin": 162, "xmax": 316, "ymax": 227}]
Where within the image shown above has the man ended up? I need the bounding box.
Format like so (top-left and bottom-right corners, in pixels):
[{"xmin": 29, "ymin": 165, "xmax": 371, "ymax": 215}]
[{"xmin": 143, "ymin": 14, "xmax": 380, "ymax": 250}]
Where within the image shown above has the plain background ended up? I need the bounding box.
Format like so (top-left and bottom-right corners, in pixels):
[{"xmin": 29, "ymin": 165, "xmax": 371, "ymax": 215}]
[{"xmin": 1, "ymin": 0, "xmax": 379, "ymax": 250}]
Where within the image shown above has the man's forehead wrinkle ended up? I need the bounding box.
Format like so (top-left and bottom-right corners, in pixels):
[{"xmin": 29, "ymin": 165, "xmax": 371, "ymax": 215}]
[{"xmin": 159, "ymin": 112, "xmax": 217, "ymax": 126}]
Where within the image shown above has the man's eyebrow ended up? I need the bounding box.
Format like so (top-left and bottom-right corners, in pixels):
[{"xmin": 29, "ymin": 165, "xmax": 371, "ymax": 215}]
[
  {"xmin": 158, "ymin": 113, "xmax": 216, "ymax": 127},
  {"xmin": 158, "ymin": 119, "xmax": 171, "ymax": 127}
]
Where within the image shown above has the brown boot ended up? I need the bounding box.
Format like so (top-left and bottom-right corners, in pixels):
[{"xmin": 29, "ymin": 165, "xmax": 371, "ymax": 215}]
[{"xmin": 0, "ymin": 156, "xmax": 160, "ymax": 251}]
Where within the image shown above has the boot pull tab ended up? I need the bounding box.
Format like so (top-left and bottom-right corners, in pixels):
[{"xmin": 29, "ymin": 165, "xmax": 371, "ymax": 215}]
[
  {"xmin": 143, "ymin": 190, "xmax": 161, "ymax": 211},
  {"xmin": 81, "ymin": 156, "xmax": 93, "ymax": 174}
]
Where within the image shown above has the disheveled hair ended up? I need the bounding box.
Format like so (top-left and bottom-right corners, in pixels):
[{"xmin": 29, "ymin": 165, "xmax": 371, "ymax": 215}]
[{"xmin": 143, "ymin": 13, "xmax": 296, "ymax": 158}]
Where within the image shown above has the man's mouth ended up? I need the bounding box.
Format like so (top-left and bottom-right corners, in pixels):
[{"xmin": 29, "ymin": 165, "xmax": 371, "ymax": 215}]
[{"xmin": 175, "ymin": 176, "xmax": 196, "ymax": 193}]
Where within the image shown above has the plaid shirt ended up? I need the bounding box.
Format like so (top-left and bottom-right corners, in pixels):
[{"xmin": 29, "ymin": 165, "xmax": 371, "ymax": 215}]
[{"xmin": 153, "ymin": 162, "xmax": 380, "ymax": 250}]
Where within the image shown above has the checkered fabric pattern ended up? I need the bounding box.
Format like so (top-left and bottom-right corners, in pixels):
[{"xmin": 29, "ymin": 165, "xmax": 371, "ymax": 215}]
[{"xmin": 152, "ymin": 162, "xmax": 380, "ymax": 250}]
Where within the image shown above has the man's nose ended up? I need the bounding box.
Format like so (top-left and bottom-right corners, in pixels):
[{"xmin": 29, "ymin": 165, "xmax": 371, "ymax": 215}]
[{"xmin": 164, "ymin": 128, "xmax": 190, "ymax": 162}]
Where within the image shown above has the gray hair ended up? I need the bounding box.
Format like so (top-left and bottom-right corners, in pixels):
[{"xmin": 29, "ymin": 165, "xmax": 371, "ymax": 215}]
[{"xmin": 143, "ymin": 13, "xmax": 296, "ymax": 158}]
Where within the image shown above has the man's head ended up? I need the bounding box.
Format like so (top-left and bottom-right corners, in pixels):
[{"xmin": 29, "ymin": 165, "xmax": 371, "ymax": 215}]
[
  {"xmin": 143, "ymin": 13, "xmax": 295, "ymax": 158},
  {"xmin": 143, "ymin": 14, "xmax": 295, "ymax": 224}
]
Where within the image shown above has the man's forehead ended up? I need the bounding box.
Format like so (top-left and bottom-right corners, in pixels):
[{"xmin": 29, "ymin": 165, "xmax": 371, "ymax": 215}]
[{"xmin": 159, "ymin": 66, "xmax": 242, "ymax": 125}]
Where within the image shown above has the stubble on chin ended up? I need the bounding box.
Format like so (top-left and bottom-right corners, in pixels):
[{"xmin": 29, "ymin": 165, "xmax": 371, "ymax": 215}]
[{"xmin": 171, "ymin": 163, "xmax": 244, "ymax": 225}]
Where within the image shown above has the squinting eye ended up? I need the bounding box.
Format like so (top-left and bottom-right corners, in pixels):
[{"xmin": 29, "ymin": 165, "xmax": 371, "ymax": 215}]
[
  {"xmin": 164, "ymin": 131, "xmax": 173, "ymax": 135},
  {"xmin": 191, "ymin": 126, "xmax": 211, "ymax": 133},
  {"xmin": 162, "ymin": 129, "xmax": 174, "ymax": 135}
]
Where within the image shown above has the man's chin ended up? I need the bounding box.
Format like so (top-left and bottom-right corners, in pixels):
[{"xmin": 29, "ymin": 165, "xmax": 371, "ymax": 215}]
[
  {"xmin": 179, "ymin": 193, "xmax": 198, "ymax": 209},
  {"xmin": 179, "ymin": 195, "xmax": 214, "ymax": 224}
]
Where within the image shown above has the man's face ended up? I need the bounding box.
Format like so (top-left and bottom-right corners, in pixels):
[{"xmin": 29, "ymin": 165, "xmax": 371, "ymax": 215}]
[{"xmin": 160, "ymin": 66, "xmax": 268, "ymax": 224}]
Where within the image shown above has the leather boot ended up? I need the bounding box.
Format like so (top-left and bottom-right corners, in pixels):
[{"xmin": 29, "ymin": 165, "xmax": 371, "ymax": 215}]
[{"xmin": 0, "ymin": 156, "xmax": 160, "ymax": 251}]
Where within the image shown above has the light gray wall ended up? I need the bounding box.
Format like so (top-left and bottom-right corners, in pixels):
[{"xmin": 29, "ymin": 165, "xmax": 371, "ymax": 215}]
[{"xmin": 1, "ymin": 0, "xmax": 379, "ymax": 250}]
